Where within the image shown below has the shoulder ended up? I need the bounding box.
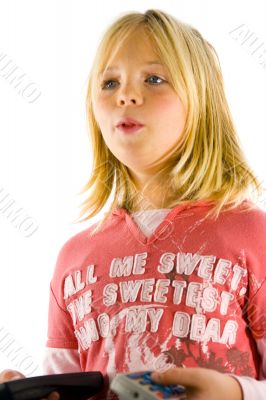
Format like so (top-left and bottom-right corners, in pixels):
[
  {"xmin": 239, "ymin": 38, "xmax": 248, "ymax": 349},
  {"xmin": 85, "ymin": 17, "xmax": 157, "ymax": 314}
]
[
  {"xmin": 227, "ymin": 201, "xmax": 266, "ymax": 273},
  {"xmin": 219, "ymin": 200, "xmax": 266, "ymax": 234},
  {"xmin": 235, "ymin": 201, "xmax": 266, "ymax": 231},
  {"xmin": 206, "ymin": 200, "xmax": 266, "ymax": 262},
  {"xmin": 52, "ymin": 212, "xmax": 120, "ymax": 277}
]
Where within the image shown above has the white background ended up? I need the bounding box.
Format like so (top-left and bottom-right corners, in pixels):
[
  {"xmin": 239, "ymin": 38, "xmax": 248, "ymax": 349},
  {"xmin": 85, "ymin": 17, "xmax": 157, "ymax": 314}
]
[{"xmin": 0, "ymin": 0, "xmax": 265, "ymax": 375}]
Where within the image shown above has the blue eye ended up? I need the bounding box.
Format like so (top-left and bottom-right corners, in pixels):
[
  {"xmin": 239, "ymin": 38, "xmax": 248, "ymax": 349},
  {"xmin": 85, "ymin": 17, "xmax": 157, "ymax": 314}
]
[
  {"xmin": 101, "ymin": 80, "xmax": 117, "ymax": 90},
  {"xmin": 146, "ymin": 75, "xmax": 164, "ymax": 84},
  {"xmin": 101, "ymin": 75, "xmax": 164, "ymax": 90}
]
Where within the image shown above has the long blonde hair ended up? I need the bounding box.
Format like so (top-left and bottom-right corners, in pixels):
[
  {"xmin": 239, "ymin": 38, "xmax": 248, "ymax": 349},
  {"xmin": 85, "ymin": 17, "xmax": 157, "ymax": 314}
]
[{"xmin": 75, "ymin": 9, "xmax": 262, "ymax": 233}]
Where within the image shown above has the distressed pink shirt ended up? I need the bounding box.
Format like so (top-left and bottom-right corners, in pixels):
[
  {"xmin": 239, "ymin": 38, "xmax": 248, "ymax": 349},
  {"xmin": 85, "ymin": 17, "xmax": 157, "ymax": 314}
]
[{"xmin": 46, "ymin": 200, "xmax": 266, "ymax": 399}]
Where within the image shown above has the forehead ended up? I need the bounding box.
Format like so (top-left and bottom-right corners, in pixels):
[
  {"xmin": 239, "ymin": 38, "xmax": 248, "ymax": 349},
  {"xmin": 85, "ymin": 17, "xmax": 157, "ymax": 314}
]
[{"xmin": 100, "ymin": 31, "xmax": 163, "ymax": 75}]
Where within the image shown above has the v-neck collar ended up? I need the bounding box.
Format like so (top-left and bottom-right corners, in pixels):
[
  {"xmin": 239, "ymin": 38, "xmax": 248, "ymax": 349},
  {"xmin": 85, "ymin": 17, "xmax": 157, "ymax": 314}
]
[{"xmin": 112, "ymin": 200, "xmax": 214, "ymax": 245}]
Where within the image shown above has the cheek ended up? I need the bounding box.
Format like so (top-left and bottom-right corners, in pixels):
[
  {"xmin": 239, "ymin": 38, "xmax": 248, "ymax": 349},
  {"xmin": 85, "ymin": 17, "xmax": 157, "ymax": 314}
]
[
  {"xmin": 152, "ymin": 91, "xmax": 178, "ymax": 110},
  {"xmin": 154, "ymin": 94, "xmax": 186, "ymax": 127},
  {"xmin": 93, "ymin": 97, "xmax": 110, "ymax": 125}
]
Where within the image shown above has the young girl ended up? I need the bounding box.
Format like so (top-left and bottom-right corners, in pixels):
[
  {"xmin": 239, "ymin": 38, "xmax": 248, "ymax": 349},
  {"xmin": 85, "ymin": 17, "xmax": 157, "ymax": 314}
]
[{"xmin": 1, "ymin": 8, "xmax": 266, "ymax": 400}]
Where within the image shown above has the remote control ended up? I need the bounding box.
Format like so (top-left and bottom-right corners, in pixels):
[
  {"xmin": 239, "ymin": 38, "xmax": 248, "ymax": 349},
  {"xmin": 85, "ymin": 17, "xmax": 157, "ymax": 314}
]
[
  {"xmin": 0, "ymin": 371, "xmax": 104, "ymax": 400},
  {"xmin": 110, "ymin": 371, "xmax": 187, "ymax": 399}
]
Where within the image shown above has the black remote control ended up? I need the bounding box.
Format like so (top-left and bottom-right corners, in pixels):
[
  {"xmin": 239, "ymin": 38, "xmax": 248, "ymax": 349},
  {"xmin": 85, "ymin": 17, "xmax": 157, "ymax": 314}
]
[{"xmin": 0, "ymin": 372, "xmax": 104, "ymax": 400}]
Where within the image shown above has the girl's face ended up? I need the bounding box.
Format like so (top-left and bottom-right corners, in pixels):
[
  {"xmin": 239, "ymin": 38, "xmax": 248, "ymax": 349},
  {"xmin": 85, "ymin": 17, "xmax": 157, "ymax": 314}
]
[{"xmin": 92, "ymin": 29, "xmax": 187, "ymax": 187}]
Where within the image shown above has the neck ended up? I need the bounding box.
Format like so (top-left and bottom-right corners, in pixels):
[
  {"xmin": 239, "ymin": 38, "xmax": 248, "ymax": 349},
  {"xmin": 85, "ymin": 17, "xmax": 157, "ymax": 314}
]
[
  {"xmin": 127, "ymin": 168, "xmax": 175, "ymax": 212},
  {"xmin": 129, "ymin": 186, "xmax": 175, "ymax": 212}
]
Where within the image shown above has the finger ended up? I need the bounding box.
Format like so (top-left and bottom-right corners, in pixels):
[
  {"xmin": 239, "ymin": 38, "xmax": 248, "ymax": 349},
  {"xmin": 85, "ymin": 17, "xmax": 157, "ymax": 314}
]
[
  {"xmin": 48, "ymin": 391, "xmax": 60, "ymax": 400},
  {"xmin": 0, "ymin": 369, "xmax": 25, "ymax": 382},
  {"xmin": 40, "ymin": 392, "xmax": 60, "ymax": 400}
]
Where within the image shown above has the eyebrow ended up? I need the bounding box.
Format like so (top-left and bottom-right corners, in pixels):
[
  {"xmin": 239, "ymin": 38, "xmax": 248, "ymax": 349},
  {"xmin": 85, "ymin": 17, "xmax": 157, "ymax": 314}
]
[{"xmin": 100, "ymin": 61, "xmax": 165, "ymax": 76}]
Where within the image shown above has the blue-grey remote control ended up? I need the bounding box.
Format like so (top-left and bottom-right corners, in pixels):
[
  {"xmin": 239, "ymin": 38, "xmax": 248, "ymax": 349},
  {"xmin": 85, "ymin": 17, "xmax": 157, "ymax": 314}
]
[{"xmin": 110, "ymin": 371, "xmax": 187, "ymax": 399}]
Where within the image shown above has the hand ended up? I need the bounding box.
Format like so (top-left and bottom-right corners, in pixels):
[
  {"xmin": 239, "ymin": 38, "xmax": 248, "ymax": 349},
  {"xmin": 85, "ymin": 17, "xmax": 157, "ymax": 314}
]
[
  {"xmin": 0, "ymin": 369, "xmax": 60, "ymax": 400},
  {"xmin": 151, "ymin": 367, "xmax": 243, "ymax": 400}
]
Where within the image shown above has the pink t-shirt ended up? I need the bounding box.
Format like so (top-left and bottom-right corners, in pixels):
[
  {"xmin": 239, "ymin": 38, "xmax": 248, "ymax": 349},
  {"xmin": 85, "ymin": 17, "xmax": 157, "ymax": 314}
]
[{"xmin": 46, "ymin": 200, "xmax": 266, "ymax": 397}]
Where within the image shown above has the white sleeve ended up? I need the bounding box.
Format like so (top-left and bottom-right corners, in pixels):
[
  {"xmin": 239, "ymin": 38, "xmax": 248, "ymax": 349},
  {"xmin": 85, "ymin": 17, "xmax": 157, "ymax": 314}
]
[
  {"xmin": 42, "ymin": 348, "xmax": 82, "ymax": 374},
  {"xmin": 233, "ymin": 339, "xmax": 266, "ymax": 400}
]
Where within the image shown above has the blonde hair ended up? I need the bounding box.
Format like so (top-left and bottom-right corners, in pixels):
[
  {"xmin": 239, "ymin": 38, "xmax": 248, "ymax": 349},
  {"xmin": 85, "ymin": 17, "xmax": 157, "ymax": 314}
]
[{"xmin": 75, "ymin": 9, "xmax": 262, "ymax": 233}]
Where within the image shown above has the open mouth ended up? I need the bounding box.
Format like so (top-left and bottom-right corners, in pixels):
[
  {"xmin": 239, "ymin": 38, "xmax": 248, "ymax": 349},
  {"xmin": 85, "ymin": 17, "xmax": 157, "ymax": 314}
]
[
  {"xmin": 117, "ymin": 123, "xmax": 144, "ymax": 134},
  {"xmin": 121, "ymin": 123, "xmax": 137, "ymax": 128}
]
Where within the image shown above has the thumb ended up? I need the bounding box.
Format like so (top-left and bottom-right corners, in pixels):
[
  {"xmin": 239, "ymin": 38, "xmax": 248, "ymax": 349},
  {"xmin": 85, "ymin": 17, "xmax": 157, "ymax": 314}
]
[{"xmin": 151, "ymin": 367, "xmax": 209, "ymax": 388}]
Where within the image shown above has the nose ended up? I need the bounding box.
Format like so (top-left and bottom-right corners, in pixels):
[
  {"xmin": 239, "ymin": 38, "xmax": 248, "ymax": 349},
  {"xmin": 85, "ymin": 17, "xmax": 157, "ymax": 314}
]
[{"xmin": 117, "ymin": 83, "xmax": 143, "ymax": 107}]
